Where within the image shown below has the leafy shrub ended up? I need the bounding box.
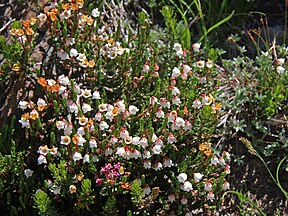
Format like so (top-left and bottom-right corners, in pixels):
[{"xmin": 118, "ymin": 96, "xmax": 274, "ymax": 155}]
[{"xmin": 0, "ymin": 1, "xmax": 232, "ymax": 215}]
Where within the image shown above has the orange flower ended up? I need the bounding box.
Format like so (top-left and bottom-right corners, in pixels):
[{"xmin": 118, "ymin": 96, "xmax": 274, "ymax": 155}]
[
  {"xmin": 10, "ymin": 28, "xmax": 17, "ymax": 36},
  {"xmin": 87, "ymin": 118, "xmax": 94, "ymax": 127},
  {"xmin": 22, "ymin": 113, "xmax": 30, "ymax": 120},
  {"xmin": 199, "ymin": 143, "xmax": 207, "ymax": 151},
  {"xmin": 37, "ymin": 105, "xmax": 46, "ymax": 112},
  {"xmin": 30, "ymin": 109, "xmax": 39, "ymax": 120},
  {"xmin": 80, "ymin": 14, "xmax": 88, "ymax": 23},
  {"xmin": 88, "ymin": 60, "xmax": 95, "ymax": 68},
  {"xmin": 22, "ymin": 20, "xmax": 30, "ymax": 28},
  {"xmin": 121, "ymin": 182, "xmax": 131, "ymax": 190},
  {"xmin": 72, "ymin": 134, "xmax": 79, "ymax": 144},
  {"xmin": 37, "ymin": 77, "xmax": 47, "ymax": 88},
  {"xmin": 70, "ymin": 3, "xmax": 78, "ymax": 11},
  {"xmin": 15, "ymin": 29, "xmax": 25, "ymax": 37},
  {"xmin": 212, "ymin": 102, "xmax": 222, "ymax": 112},
  {"xmin": 87, "ymin": 17, "xmax": 94, "ymax": 26},
  {"xmin": 76, "ymin": 0, "xmax": 84, "ymax": 7},
  {"xmin": 62, "ymin": 3, "xmax": 70, "ymax": 10},
  {"xmin": 29, "ymin": 17, "xmax": 37, "ymax": 25},
  {"xmin": 112, "ymin": 107, "xmax": 119, "ymax": 117},
  {"xmin": 204, "ymin": 149, "xmax": 211, "ymax": 156},
  {"xmin": 26, "ymin": 27, "xmax": 34, "ymax": 36},
  {"xmin": 47, "ymin": 83, "xmax": 60, "ymax": 93}
]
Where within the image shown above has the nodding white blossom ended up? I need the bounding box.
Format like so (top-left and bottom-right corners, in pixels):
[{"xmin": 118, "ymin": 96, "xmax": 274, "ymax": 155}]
[
  {"xmin": 204, "ymin": 181, "xmax": 213, "ymax": 191},
  {"xmin": 82, "ymin": 103, "xmax": 92, "ymax": 113},
  {"xmin": 120, "ymin": 128, "xmax": 129, "ymax": 139},
  {"xmin": 168, "ymin": 111, "xmax": 177, "ymax": 123},
  {"xmin": 24, "ymin": 169, "xmax": 34, "ymax": 178},
  {"xmin": 139, "ymin": 137, "xmax": 148, "ymax": 148},
  {"xmin": 70, "ymin": 48, "xmax": 78, "ymax": 57},
  {"xmin": 19, "ymin": 101, "xmax": 29, "ymax": 110},
  {"xmin": 64, "ymin": 123, "xmax": 73, "ymax": 135},
  {"xmin": 192, "ymin": 98, "xmax": 202, "ymax": 109},
  {"xmin": 99, "ymin": 121, "xmax": 109, "ymax": 130},
  {"xmin": 192, "ymin": 43, "xmax": 201, "ymax": 52},
  {"xmin": 207, "ymin": 191, "xmax": 215, "ymax": 201},
  {"xmin": 132, "ymin": 136, "xmax": 141, "ymax": 145},
  {"xmin": 275, "ymin": 58, "xmax": 285, "ymax": 66},
  {"xmin": 181, "ymin": 196, "xmax": 188, "ymax": 205},
  {"xmin": 65, "ymin": 37, "xmax": 75, "ymax": 46},
  {"xmin": 168, "ymin": 193, "xmax": 176, "ymax": 203},
  {"xmin": 61, "ymin": 135, "xmax": 71, "ymax": 145},
  {"xmin": 83, "ymin": 154, "xmax": 90, "ymax": 163},
  {"xmin": 95, "ymin": 111, "xmax": 102, "ymax": 122},
  {"xmin": 69, "ymin": 185, "xmax": 77, "ymax": 193},
  {"xmin": 37, "ymin": 13, "xmax": 47, "ymax": 23},
  {"xmin": 172, "ymin": 67, "xmax": 181, "ymax": 79},
  {"xmin": 72, "ymin": 152, "xmax": 82, "ymax": 161},
  {"xmin": 91, "ymin": 8, "xmax": 100, "ymax": 18},
  {"xmin": 128, "ymin": 105, "xmax": 139, "ymax": 115},
  {"xmin": 99, "ymin": 103, "xmax": 108, "ymax": 112},
  {"xmin": 143, "ymin": 186, "xmax": 151, "ymax": 195},
  {"xmin": 183, "ymin": 181, "xmax": 193, "ymax": 192},
  {"xmin": 77, "ymin": 134, "xmax": 86, "ymax": 146},
  {"xmin": 277, "ymin": 66, "xmax": 285, "ymax": 74},
  {"xmin": 38, "ymin": 154, "xmax": 47, "ymax": 164},
  {"xmin": 222, "ymin": 151, "xmax": 231, "ymax": 162},
  {"xmin": 19, "ymin": 116, "xmax": 30, "ymax": 128},
  {"xmin": 57, "ymin": 49, "xmax": 69, "ymax": 60},
  {"xmin": 171, "ymin": 86, "xmax": 180, "ymax": 95},
  {"xmin": 81, "ymin": 89, "xmax": 92, "ymax": 98},
  {"xmin": 159, "ymin": 98, "xmax": 170, "ymax": 108},
  {"xmin": 150, "ymin": 96, "xmax": 158, "ymax": 106},
  {"xmin": 142, "ymin": 150, "xmax": 151, "ymax": 159},
  {"xmin": 143, "ymin": 160, "xmax": 151, "ymax": 169},
  {"xmin": 68, "ymin": 102, "xmax": 79, "ymax": 114},
  {"xmin": 152, "ymin": 134, "xmax": 158, "ymax": 143},
  {"xmin": 184, "ymin": 120, "xmax": 192, "ymax": 131},
  {"xmin": 194, "ymin": 173, "xmax": 203, "ymax": 182},
  {"xmin": 224, "ymin": 164, "xmax": 231, "ymax": 174},
  {"xmin": 77, "ymin": 127, "xmax": 85, "ymax": 136},
  {"xmin": 50, "ymin": 186, "xmax": 61, "ymax": 195},
  {"xmin": 196, "ymin": 60, "xmax": 205, "ymax": 68},
  {"xmin": 211, "ymin": 155, "xmax": 219, "ymax": 165},
  {"xmin": 92, "ymin": 90, "xmax": 101, "ymax": 99},
  {"xmin": 152, "ymin": 144, "xmax": 162, "ymax": 155},
  {"xmin": 116, "ymin": 147, "xmax": 125, "ymax": 157},
  {"xmin": 78, "ymin": 116, "xmax": 88, "ymax": 126},
  {"xmin": 173, "ymin": 43, "xmax": 182, "ymax": 52},
  {"xmin": 56, "ymin": 120, "xmax": 65, "ymax": 130},
  {"xmin": 218, "ymin": 157, "xmax": 226, "ymax": 166},
  {"xmin": 156, "ymin": 108, "xmax": 165, "ymax": 118},
  {"xmin": 163, "ymin": 158, "xmax": 173, "ymax": 167},
  {"xmin": 177, "ymin": 173, "xmax": 188, "ymax": 183},
  {"xmin": 77, "ymin": 53, "xmax": 86, "ymax": 62},
  {"xmin": 38, "ymin": 145, "xmax": 49, "ymax": 156},
  {"xmin": 58, "ymin": 75, "xmax": 70, "ymax": 85},
  {"xmin": 172, "ymin": 96, "xmax": 181, "ymax": 105},
  {"xmin": 154, "ymin": 162, "xmax": 163, "ymax": 171},
  {"xmin": 183, "ymin": 64, "xmax": 191, "ymax": 74},
  {"xmin": 167, "ymin": 133, "xmax": 176, "ymax": 144},
  {"xmin": 206, "ymin": 59, "xmax": 213, "ymax": 68},
  {"xmin": 89, "ymin": 138, "xmax": 97, "ymax": 148},
  {"xmin": 222, "ymin": 180, "xmax": 230, "ymax": 190},
  {"xmin": 60, "ymin": 9, "xmax": 71, "ymax": 20},
  {"xmin": 110, "ymin": 135, "xmax": 118, "ymax": 144}
]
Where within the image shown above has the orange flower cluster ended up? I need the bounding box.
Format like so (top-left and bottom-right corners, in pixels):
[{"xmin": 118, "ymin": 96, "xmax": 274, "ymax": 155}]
[
  {"xmin": 199, "ymin": 142, "xmax": 212, "ymax": 156},
  {"xmin": 37, "ymin": 77, "xmax": 60, "ymax": 93}
]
